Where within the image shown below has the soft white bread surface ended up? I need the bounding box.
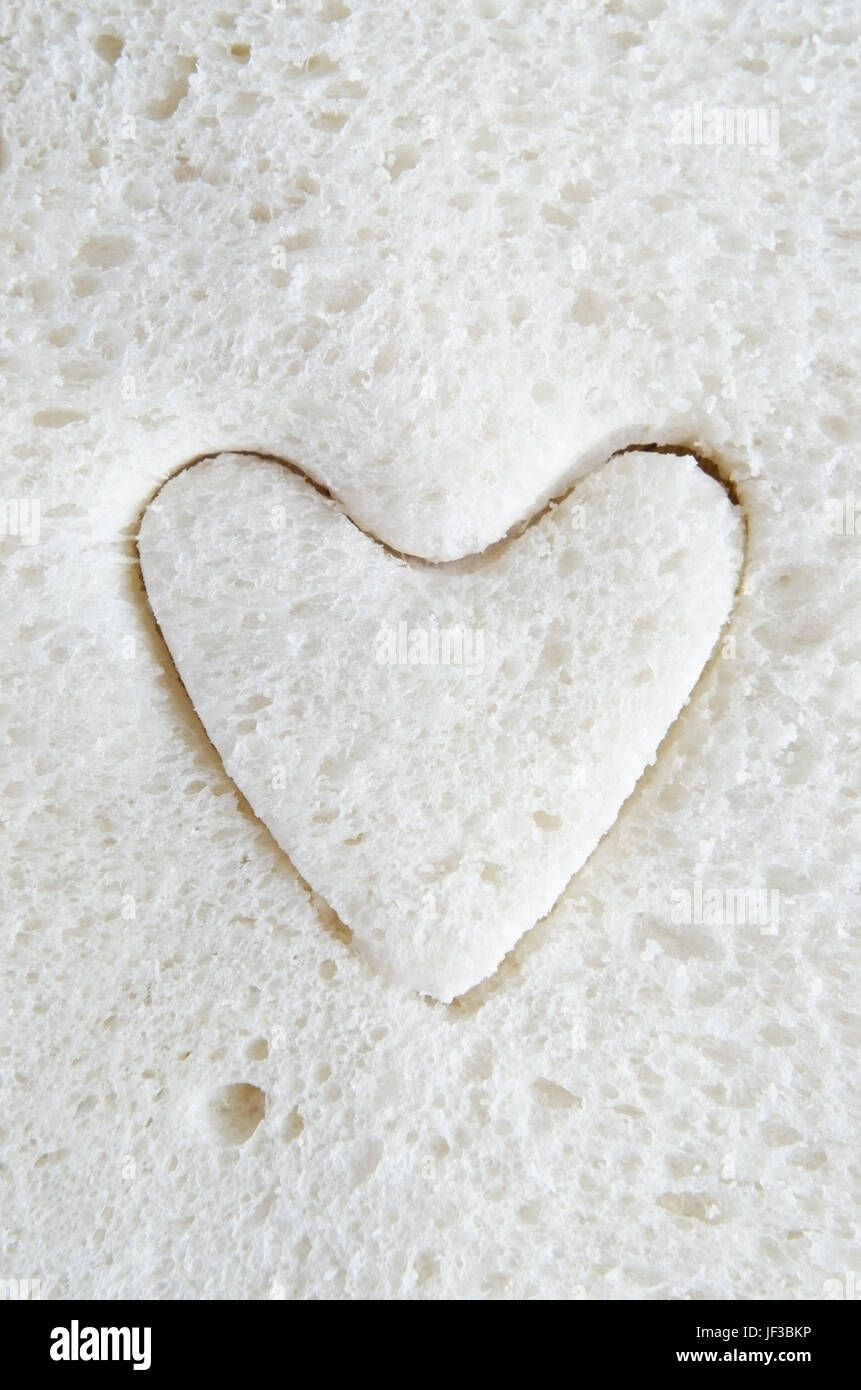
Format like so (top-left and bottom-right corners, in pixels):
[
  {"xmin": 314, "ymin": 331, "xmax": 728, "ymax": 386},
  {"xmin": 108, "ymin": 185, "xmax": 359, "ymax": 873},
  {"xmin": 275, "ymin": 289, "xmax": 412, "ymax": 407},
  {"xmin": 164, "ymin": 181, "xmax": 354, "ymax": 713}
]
[
  {"xmin": 139, "ymin": 450, "xmax": 742, "ymax": 1001},
  {"xmin": 1, "ymin": 0, "xmax": 859, "ymax": 1299}
]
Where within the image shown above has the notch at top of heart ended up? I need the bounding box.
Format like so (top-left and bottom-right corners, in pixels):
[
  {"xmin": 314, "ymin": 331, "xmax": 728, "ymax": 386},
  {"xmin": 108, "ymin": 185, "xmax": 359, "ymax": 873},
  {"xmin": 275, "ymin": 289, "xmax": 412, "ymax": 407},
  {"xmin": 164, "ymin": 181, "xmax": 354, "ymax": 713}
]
[{"xmin": 138, "ymin": 447, "xmax": 744, "ymax": 1001}]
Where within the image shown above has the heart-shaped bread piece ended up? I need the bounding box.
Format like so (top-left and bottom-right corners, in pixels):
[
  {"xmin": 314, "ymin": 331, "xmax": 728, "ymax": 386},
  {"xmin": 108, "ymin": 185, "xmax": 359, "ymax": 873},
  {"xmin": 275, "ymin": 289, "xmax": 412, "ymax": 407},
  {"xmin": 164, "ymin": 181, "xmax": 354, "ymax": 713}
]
[{"xmin": 138, "ymin": 450, "xmax": 742, "ymax": 1000}]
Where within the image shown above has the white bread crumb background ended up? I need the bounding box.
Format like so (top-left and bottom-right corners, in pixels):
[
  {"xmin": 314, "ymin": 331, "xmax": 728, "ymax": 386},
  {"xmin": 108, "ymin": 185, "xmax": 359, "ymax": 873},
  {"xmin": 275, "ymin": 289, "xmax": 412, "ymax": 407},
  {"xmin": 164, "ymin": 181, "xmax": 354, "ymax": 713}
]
[{"xmin": 2, "ymin": 1, "xmax": 859, "ymax": 1299}]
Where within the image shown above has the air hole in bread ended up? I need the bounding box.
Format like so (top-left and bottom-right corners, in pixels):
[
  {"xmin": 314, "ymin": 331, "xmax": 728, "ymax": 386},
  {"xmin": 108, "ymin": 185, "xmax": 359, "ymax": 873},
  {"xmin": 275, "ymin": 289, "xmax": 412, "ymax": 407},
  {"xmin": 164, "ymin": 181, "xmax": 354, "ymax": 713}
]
[{"xmin": 198, "ymin": 1082, "xmax": 265, "ymax": 1146}]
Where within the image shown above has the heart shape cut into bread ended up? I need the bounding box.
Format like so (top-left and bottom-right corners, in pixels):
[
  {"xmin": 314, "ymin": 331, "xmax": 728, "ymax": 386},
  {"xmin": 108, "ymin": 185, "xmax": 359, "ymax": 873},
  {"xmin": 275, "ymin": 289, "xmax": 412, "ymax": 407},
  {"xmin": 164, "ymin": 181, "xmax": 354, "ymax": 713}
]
[{"xmin": 138, "ymin": 450, "xmax": 742, "ymax": 1000}]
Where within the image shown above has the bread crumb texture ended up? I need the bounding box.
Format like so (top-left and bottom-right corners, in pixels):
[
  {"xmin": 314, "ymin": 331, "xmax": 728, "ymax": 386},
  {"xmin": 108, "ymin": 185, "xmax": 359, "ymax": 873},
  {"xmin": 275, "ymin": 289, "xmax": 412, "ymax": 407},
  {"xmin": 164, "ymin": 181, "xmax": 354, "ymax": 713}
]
[{"xmin": 1, "ymin": 0, "xmax": 859, "ymax": 1298}]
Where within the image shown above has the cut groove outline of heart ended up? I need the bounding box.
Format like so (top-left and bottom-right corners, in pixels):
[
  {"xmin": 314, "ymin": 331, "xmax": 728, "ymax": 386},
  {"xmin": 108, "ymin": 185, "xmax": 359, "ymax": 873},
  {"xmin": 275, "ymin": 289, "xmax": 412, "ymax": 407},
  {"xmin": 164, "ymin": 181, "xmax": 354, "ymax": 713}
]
[{"xmin": 136, "ymin": 442, "xmax": 747, "ymax": 1006}]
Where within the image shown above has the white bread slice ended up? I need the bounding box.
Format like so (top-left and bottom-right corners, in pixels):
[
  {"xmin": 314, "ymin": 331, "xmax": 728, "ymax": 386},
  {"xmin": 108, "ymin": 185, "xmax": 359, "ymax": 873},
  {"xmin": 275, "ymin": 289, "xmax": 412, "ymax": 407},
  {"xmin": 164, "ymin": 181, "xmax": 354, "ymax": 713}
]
[
  {"xmin": 139, "ymin": 449, "xmax": 742, "ymax": 1000},
  {"xmin": 3, "ymin": 0, "xmax": 860, "ymax": 1302}
]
